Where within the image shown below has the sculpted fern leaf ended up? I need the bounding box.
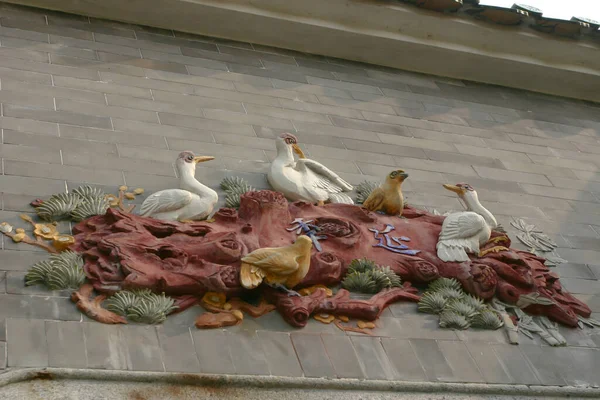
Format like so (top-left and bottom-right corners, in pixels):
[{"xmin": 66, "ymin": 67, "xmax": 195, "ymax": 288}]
[
  {"xmin": 428, "ymin": 277, "xmax": 462, "ymax": 292},
  {"xmin": 36, "ymin": 193, "xmax": 82, "ymax": 221},
  {"xmin": 418, "ymin": 292, "xmax": 447, "ymax": 314},
  {"xmin": 472, "ymin": 310, "xmax": 504, "ymax": 330},
  {"xmin": 439, "ymin": 311, "xmax": 470, "ymax": 330}
]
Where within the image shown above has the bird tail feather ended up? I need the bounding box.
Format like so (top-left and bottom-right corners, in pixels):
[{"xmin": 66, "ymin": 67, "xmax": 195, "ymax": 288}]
[
  {"xmin": 328, "ymin": 192, "xmax": 354, "ymax": 204},
  {"xmin": 240, "ymin": 262, "xmax": 265, "ymax": 289},
  {"xmin": 436, "ymin": 240, "xmax": 470, "ymax": 262}
]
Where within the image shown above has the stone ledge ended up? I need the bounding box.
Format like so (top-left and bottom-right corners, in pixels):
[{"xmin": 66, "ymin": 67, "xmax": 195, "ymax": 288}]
[
  {"xmin": 4, "ymin": 0, "xmax": 600, "ymax": 103},
  {"xmin": 0, "ymin": 368, "xmax": 600, "ymax": 397}
]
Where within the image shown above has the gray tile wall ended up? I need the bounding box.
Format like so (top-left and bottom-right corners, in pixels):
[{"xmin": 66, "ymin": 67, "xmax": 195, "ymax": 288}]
[{"xmin": 0, "ymin": 1, "xmax": 599, "ymax": 386}]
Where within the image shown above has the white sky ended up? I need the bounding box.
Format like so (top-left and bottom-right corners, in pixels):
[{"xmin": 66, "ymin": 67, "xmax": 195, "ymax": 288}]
[{"xmin": 480, "ymin": 1, "xmax": 600, "ymax": 22}]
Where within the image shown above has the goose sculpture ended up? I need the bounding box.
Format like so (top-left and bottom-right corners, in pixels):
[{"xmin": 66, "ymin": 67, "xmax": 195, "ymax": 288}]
[
  {"xmin": 268, "ymin": 133, "xmax": 354, "ymax": 205},
  {"xmin": 139, "ymin": 151, "xmax": 218, "ymax": 222},
  {"xmin": 436, "ymin": 183, "xmax": 498, "ymax": 262},
  {"xmin": 362, "ymin": 169, "xmax": 409, "ymax": 216}
]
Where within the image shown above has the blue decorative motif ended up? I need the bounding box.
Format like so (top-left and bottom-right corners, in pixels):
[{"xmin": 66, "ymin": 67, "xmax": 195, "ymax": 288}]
[
  {"xmin": 287, "ymin": 218, "xmax": 327, "ymax": 252},
  {"xmin": 369, "ymin": 224, "xmax": 420, "ymax": 255}
]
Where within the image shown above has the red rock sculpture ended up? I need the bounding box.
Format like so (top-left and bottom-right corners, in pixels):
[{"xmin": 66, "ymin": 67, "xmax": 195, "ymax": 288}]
[{"xmin": 72, "ymin": 190, "xmax": 590, "ymax": 328}]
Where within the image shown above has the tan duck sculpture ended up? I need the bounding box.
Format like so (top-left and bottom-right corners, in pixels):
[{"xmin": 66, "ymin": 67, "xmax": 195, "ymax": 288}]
[
  {"xmin": 362, "ymin": 169, "xmax": 409, "ymax": 216},
  {"xmin": 268, "ymin": 133, "xmax": 354, "ymax": 205},
  {"xmin": 139, "ymin": 151, "xmax": 218, "ymax": 222},
  {"xmin": 240, "ymin": 235, "xmax": 313, "ymax": 296},
  {"xmin": 436, "ymin": 183, "xmax": 498, "ymax": 262}
]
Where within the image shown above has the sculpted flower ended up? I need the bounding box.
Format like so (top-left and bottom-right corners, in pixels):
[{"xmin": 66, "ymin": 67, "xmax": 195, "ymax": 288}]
[
  {"xmin": 318, "ymin": 252, "xmax": 337, "ymax": 264},
  {"xmin": 202, "ymin": 292, "xmax": 227, "ymax": 309},
  {"xmin": 318, "ymin": 220, "xmax": 352, "ymax": 237},
  {"xmin": 314, "ymin": 313, "xmax": 335, "ymax": 324},
  {"xmin": 30, "ymin": 199, "xmax": 44, "ymax": 208},
  {"xmin": 0, "ymin": 222, "xmax": 13, "ymax": 234},
  {"xmin": 357, "ymin": 320, "xmax": 375, "ymax": 329},
  {"xmin": 231, "ymin": 310, "xmax": 243, "ymax": 321},
  {"xmin": 12, "ymin": 228, "xmax": 27, "ymax": 243},
  {"xmin": 105, "ymin": 194, "xmax": 119, "ymax": 207},
  {"xmin": 298, "ymin": 285, "xmax": 333, "ymax": 297},
  {"xmin": 33, "ymin": 223, "xmax": 59, "ymax": 240},
  {"xmin": 53, "ymin": 235, "xmax": 75, "ymax": 251}
]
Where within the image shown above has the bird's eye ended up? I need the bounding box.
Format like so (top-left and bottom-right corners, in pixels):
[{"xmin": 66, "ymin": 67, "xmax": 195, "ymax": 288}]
[
  {"xmin": 186, "ymin": 155, "xmax": 193, "ymax": 161},
  {"xmin": 390, "ymin": 171, "xmax": 397, "ymax": 177}
]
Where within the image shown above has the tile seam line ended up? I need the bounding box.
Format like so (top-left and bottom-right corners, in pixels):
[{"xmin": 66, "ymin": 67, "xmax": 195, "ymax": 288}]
[{"xmin": 0, "ymin": 368, "xmax": 599, "ymax": 397}]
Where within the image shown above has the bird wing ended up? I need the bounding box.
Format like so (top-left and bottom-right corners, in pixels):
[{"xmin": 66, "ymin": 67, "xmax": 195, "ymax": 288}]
[
  {"xmin": 362, "ymin": 187, "xmax": 386, "ymax": 211},
  {"xmin": 296, "ymin": 158, "xmax": 353, "ymax": 193},
  {"xmin": 241, "ymin": 248, "xmax": 300, "ymax": 276},
  {"xmin": 139, "ymin": 189, "xmax": 193, "ymax": 216},
  {"xmin": 439, "ymin": 212, "xmax": 487, "ymax": 241}
]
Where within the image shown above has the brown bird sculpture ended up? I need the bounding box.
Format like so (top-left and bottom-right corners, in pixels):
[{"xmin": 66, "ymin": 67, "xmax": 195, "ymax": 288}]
[
  {"xmin": 239, "ymin": 235, "xmax": 313, "ymax": 296},
  {"xmin": 362, "ymin": 170, "xmax": 409, "ymax": 216}
]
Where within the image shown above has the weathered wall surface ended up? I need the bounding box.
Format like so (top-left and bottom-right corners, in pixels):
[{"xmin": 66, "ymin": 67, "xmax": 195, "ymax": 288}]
[
  {"xmin": 3, "ymin": 0, "xmax": 600, "ymax": 103},
  {"xmin": 0, "ymin": 1, "xmax": 599, "ymax": 389}
]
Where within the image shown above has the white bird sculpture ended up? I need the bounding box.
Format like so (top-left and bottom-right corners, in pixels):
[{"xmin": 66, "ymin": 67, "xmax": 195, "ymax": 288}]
[
  {"xmin": 436, "ymin": 183, "xmax": 498, "ymax": 262},
  {"xmin": 139, "ymin": 151, "xmax": 218, "ymax": 222},
  {"xmin": 268, "ymin": 133, "xmax": 354, "ymax": 205}
]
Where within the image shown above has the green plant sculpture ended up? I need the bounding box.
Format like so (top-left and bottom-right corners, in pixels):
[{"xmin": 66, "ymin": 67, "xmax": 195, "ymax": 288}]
[
  {"xmin": 35, "ymin": 185, "xmax": 110, "ymax": 222},
  {"xmin": 376, "ymin": 265, "xmax": 402, "ymax": 288},
  {"xmin": 417, "ymin": 292, "xmax": 447, "ymax": 314},
  {"xmin": 36, "ymin": 192, "xmax": 82, "ymax": 221},
  {"xmin": 435, "ymin": 287, "xmax": 465, "ymax": 301},
  {"xmin": 128, "ymin": 292, "xmax": 178, "ymax": 324},
  {"xmin": 220, "ymin": 176, "xmax": 255, "ymax": 209},
  {"xmin": 445, "ymin": 299, "xmax": 478, "ymax": 319},
  {"xmin": 418, "ymin": 277, "xmax": 502, "ymax": 332},
  {"xmin": 461, "ymin": 295, "xmax": 486, "ymax": 311},
  {"xmin": 70, "ymin": 196, "xmax": 110, "ymax": 222},
  {"xmin": 347, "ymin": 258, "xmax": 377, "ymax": 274},
  {"xmin": 472, "ymin": 310, "xmax": 504, "ymax": 330},
  {"xmin": 105, "ymin": 289, "xmax": 151, "ymax": 316},
  {"xmin": 341, "ymin": 258, "xmax": 402, "ymax": 294},
  {"xmin": 73, "ymin": 185, "xmax": 105, "ymax": 202},
  {"xmin": 224, "ymin": 186, "xmax": 252, "ymax": 209},
  {"xmin": 105, "ymin": 289, "xmax": 178, "ymax": 324},
  {"xmin": 428, "ymin": 277, "xmax": 462, "ymax": 292},
  {"xmin": 439, "ymin": 311, "xmax": 471, "ymax": 330},
  {"xmin": 24, "ymin": 260, "xmax": 54, "ymax": 287},
  {"xmin": 25, "ymin": 251, "xmax": 85, "ymax": 290},
  {"xmin": 341, "ymin": 271, "xmax": 378, "ymax": 294}
]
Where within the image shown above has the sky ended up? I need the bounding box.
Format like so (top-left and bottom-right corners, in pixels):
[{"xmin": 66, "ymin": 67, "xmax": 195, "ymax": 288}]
[{"xmin": 480, "ymin": 1, "xmax": 600, "ymax": 22}]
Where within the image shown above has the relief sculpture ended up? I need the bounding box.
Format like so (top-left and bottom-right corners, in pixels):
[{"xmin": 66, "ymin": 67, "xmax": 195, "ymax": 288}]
[{"xmin": 1, "ymin": 136, "xmax": 594, "ymax": 344}]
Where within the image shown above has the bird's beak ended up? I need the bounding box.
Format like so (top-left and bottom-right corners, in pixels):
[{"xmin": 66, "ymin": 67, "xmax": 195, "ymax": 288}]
[
  {"xmin": 292, "ymin": 144, "xmax": 306, "ymax": 159},
  {"xmin": 443, "ymin": 184, "xmax": 464, "ymax": 195},
  {"xmin": 193, "ymin": 156, "xmax": 215, "ymax": 164},
  {"xmin": 399, "ymin": 172, "xmax": 409, "ymax": 180}
]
